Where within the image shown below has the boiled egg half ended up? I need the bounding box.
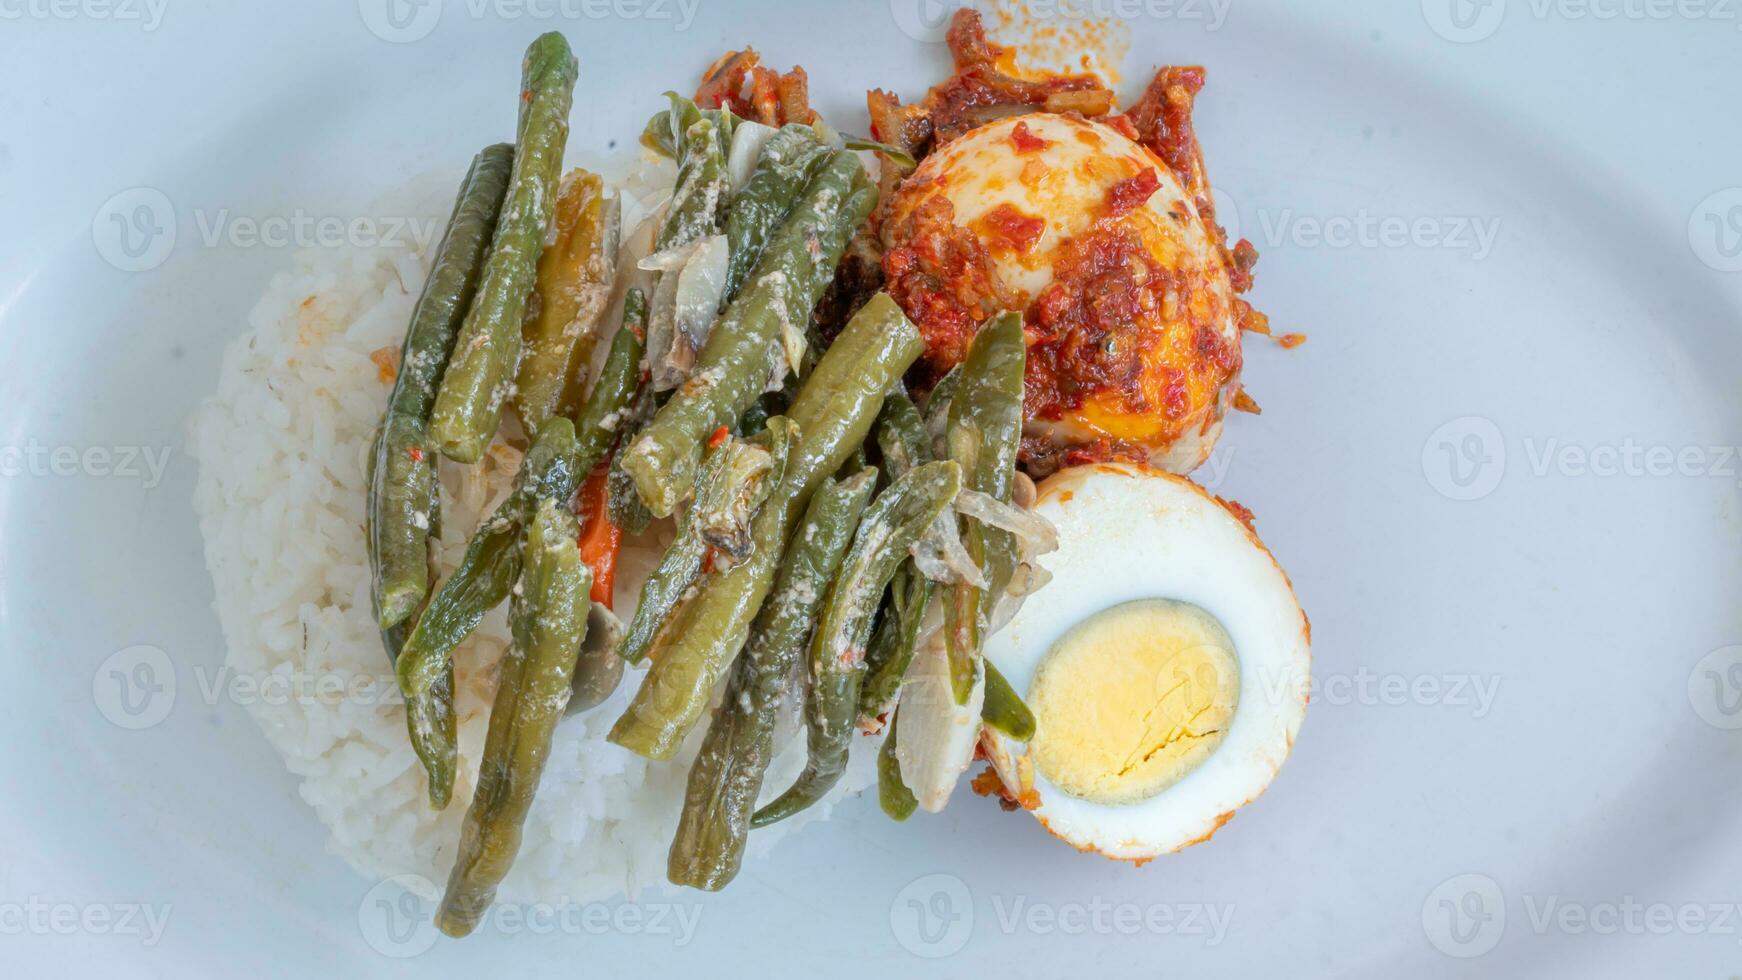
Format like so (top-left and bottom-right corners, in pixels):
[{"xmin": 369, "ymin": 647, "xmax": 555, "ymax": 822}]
[{"xmin": 982, "ymin": 463, "xmax": 1309, "ymax": 860}]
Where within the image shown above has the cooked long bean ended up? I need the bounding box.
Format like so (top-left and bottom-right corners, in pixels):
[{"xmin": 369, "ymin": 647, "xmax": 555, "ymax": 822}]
[
  {"xmin": 429, "ymin": 32, "xmax": 578, "ymax": 463},
  {"xmin": 857, "ymin": 561, "xmax": 932, "ymax": 726},
  {"xmin": 618, "ymin": 434, "xmax": 778, "ymax": 664},
  {"xmin": 721, "ymin": 125, "xmax": 830, "ymax": 299},
  {"xmin": 620, "ymin": 151, "xmax": 875, "ymax": 518},
  {"xmin": 980, "ymin": 659, "xmax": 1036, "ymax": 741},
  {"xmin": 874, "ymin": 389, "xmax": 929, "ymax": 483},
  {"xmin": 659, "ymin": 110, "xmax": 729, "ymax": 251},
  {"xmin": 396, "ymin": 419, "xmax": 583, "ymax": 699},
  {"xmin": 753, "ymin": 459, "xmax": 962, "ymax": 827},
  {"xmin": 856, "ymin": 390, "xmax": 937, "ymax": 726},
  {"xmin": 436, "ymin": 499, "xmax": 592, "ymax": 937},
  {"xmin": 608, "ymin": 293, "xmax": 925, "ymax": 760},
  {"xmin": 668, "ymin": 469, "xmax": 875, "ymax": 890},
  {"xmin": 367, "ymin": 424, "xmax": 459, "ymax": 809},
  {"xmin": 573, "ymin": 288, "xmax": 647, "ymax": 476},
  {"xmin": 514, "ymin": 169, "xmax": 620, "ymax": 436},
  {"xmin": 370, "ymin": 143, "xmax": 513, "ymax": 630},
  {"xmin": 878, "ymin": 708, "xmax": 918, "ymax": 821},
  {"xmin": 380, "ymin": 618, "xmax": 457, "ymax": 809},
  {"xmin": 942, "ymin": 311, "xmax": 1025, "ymax": 703}
]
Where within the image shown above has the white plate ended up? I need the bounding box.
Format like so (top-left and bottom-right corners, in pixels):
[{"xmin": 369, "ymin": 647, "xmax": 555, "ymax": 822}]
[{"xmin": 3, "ymin": 2, "xmax": 1740, "ymax": 976}]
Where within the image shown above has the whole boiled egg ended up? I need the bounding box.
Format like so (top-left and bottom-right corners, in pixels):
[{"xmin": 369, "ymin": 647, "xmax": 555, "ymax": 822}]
[
  {"xmin": 882, "ymin": 112, "xmax": 1244, "ymax": 475},
  {"xmin": 981, "ymin": 463, "xmax": 1309, "ymax": 861}
]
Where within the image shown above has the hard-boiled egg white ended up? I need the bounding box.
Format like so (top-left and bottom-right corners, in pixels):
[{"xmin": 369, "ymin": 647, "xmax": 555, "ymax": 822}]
[{"xmin": 982, "ymin": 463, "xmax": 1309, "ymax": 861}]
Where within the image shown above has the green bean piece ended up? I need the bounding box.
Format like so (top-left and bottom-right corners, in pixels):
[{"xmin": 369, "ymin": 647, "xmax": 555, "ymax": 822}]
[
  {"xmin": 942, "ymin": 311, "xmax": 1026, "ymax": 703},
  {"xmin": 704, "ymin": 106, "xmax": 738, "ymax": 159},
  {"xmin": 641, "ymin": 110, "xmax": 677, "ymax": 159},
  {"xmin": 609, "ymin": 293, "xmax": 925, "ymax": 759},
  {"xmin": 854, "ymin": 390, "xmax": 938, "ymax": 725},
  {"xmin": 370, "ymin": 144, "xmax": 514, "ymax": 630},
  {"xmin": 878, "ymin": 709, "xmax": 918, "ymax": 821},
  {"xmin": 514, "ymin": 169, "xmax": 620, "ymax": 437},
  {"xmin": 722, "ymin": 126, "xmax": 830, "ymax": 300},
  {"xmin": 693, "ymin": 437, "xmax": 779, "ymax": 563},
  {"xmin": 381, "ymin": 620, "xmax": 457, "ymax": 809},
  {"xmin": 648, "ymin": 94, "xmax": 700, "ymax": 161},
  {"xmin": 736, "ymin": 392, "xmax": 775, "ymax": 437},
  {"xmin": 856, "ymin": 561, "xmax": 934, "ymax": 726},
  {"xmin": 839, "ymin": 444, "xmax": 870, "ymax": 482},
  {"xmin": 606, "ymin": 383, "xmax": 658, "ymax": 535},
  {"xmin": 429, "ymin": 32, "xmax": 578, "ymax": 464},
  {"xmin": 875, "ymin": 389, "xmax": 931, "ymax": 482},
  {"xmin": 753, "ymin": 459, "xmax": 962, "ymax": 827},
  {"xmin": 616, "ymin": 438, "xmax": 749, "ymax": 665},
  {"xmin": 668, "ymin": 469, "xmax": 875, "ymax": 890},
  {"xmin": 436, "ymin": 499, "xmax": 592, "ymax": 938},
  {"xmin": 369, "ymin": 434, "xmax": 459, "ymax": 812},
  {"xmin": 573, "ymin": 288, "xmax": 647, "ymax": 477},
  {"xmin": 980, "ymin": 659, "xmax": 1036, "ymax": 741},
  {"xmin": 620, "ymin": 151, "xmax": 875, "ymax": 518},
  {"xmin": 396, "ymin": 419, "xmax": 583, "ymax": 699},
  {"xmin": 659, "ymin": 112, "xmax": 728, "ymax": 252},
  {"xmin": 410, "ymin": 663, "xmax": 458, "ymax": 809},
  {"xmin": 922, "ymin": 363, "xmax": 962, "ymax": 457}
]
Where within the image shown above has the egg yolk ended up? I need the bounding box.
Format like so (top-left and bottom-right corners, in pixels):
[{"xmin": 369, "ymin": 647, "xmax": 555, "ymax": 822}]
[{"xmin": 1028, "ymin": 599, "xmax": 1239, "ymax": 805}]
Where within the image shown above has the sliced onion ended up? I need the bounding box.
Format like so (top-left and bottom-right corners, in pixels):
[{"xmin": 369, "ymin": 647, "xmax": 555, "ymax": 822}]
[
  {"xmin": 672, "ymin": 234, "xmax": 728, "ymax": 347},
  {"xmin": 725, "ymin": 120, "xmax": 778, "ymax": 194},
  {"xmin": 909, "ymin": 509, "xmax": 986, "ymax": 588},
  {"xmin": 640, "ymin": 252, "xmax": 683, "ymax": 391},
  {"xmin": 986, "ymin": 562, "xmax": 1053, "ymax": 636},
  {"xmin": 953, "ymin": 488, "xmax": 1060, "ymax": 561},
  {"xmin": 638, "ymin": 235, "xmax": 728, "ymax": 390},
  {"xmin": 893, "ymin": 628, "xmax": 985, "ymax": 813}
]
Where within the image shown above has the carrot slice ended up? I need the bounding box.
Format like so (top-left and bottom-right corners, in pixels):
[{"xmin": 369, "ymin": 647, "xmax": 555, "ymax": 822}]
[{"xmin": 574, "ymin": 465, "xmax": 622, "ymax": 607}]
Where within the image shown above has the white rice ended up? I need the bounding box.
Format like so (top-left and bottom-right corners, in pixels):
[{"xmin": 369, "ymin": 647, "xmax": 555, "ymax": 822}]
[{"xmin": 188, "ymin": 174, "xmax": 875, "ymax": 905}]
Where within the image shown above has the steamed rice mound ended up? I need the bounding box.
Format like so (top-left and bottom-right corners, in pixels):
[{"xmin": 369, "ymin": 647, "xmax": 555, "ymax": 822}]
[{"xmin": 188, "ymin": 176, "xmax": 874, "ymax": 904}]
